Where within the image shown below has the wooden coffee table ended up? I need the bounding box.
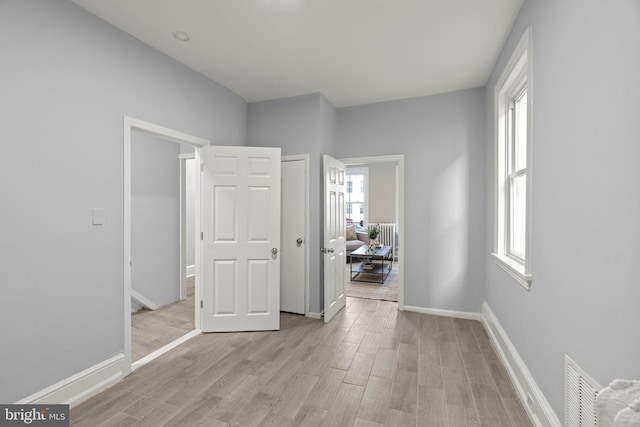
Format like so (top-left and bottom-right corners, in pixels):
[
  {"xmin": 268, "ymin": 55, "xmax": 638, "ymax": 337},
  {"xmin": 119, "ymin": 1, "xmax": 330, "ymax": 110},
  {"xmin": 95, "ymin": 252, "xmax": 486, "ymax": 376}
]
[{"xmin": 350, "ymin": 245, "xmax": 393, "ymax": 284}]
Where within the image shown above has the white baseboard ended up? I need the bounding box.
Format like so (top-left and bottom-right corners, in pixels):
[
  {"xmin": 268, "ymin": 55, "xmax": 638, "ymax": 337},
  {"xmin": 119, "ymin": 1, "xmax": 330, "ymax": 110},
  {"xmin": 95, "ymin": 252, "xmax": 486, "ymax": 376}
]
[
  {"xmin": 306, "ymin": 311, "xmax": 323, "ymax": 320},
  {"xmin": 482, "ymin": 302, "xmax": 561, "ymax": 427},
  {"xmin": 403, "ymin": 305, "xmax": 483, "ymax": 321},
  {"xmin": 132, "ymin": 329, "xmax": 200, "ymax": 372},
  {"xmin": 131, "ymin": 289, "xmax": 159, "ymax": 310},
  {"xmin": 16, "ymin": 354, "xmax": 126, "ymax": 408},
  {"xmin": 186, "ymin": 264, "xmax": 195, "ymax": 278}
]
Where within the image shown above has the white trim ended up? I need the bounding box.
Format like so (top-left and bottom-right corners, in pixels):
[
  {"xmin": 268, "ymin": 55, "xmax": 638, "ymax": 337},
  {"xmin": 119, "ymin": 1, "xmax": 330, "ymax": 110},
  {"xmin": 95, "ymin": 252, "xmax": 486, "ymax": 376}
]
[
  {"xmin": 482, "ymin": 301, "xmax": 561, "ymax": 427},
  {"xmin": 282, "ymin": 154, "xmax": 311, "ymax": 317},
  {"xmin": 179, "ymin": 155, "xmax": 197, "ymax": 299},
  {"xmin": 194, "ymin": 148, "xmax": 202, "ymax": 332},
  {"xmin": 132, "ymin": 330, "xmax": 201, "ymax": 371},
  {"xmin": 186, "ymin": 264, "xmax": 196, "ymax": 278},
  {"xmin": 491, "ymin": 253, "xmax": 532, "ymax": 290},
  {"xmin": 494, "ymin": 26, "xmax": 534, "ymax": 288},
  {"xmin": 345, "ymin": 166, "xmax": 369, "ymax": 226},
  {"xmin": 306, "ymin": 311, "xmax": 323, "ymax": 320},
  {"xmin": 179, "ymin": 157, "xmax": 187, "ymax": 300},
  {"xmin": 130, "ymin": 289, "xmax": 159, "ymax": 310},
  {"xmin": 16, "ymin": 355, "xmax": 126, "ymax": 408},
  {"xmin": 403, "ymin": 305, "xmax": 483, "ymax": 321},
  {"xmin": 340, "ymin": 154, "xmax": 405, "ymax": 311},
  {"xmin": 123, "ymin": 116, "xmax": 209, "ymax": 374}
]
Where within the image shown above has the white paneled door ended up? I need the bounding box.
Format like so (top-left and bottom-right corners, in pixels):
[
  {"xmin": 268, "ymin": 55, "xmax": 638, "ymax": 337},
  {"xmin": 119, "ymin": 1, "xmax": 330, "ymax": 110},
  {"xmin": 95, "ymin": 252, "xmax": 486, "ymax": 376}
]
[
  {"xmin": 323, "ymin": 155, "xmax": 347, "ymax": 323},
  {"xmin": 200, "ymin": 146, "xmax": 281, "ymax": 332}
]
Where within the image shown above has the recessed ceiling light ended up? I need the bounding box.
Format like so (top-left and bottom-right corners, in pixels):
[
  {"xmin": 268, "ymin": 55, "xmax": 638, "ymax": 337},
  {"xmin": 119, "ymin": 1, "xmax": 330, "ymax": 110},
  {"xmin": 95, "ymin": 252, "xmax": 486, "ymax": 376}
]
[{"xmin": 172, "ymin": 31, "xmax": 190, "ymax": 42}]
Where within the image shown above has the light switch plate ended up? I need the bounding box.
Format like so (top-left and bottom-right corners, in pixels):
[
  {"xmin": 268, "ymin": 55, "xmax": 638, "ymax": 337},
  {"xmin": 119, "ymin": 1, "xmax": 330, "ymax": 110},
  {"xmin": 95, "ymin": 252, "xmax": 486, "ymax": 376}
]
[{"xmin": 92, "ymin": 208, "xmax": 105, "ymax": 225}]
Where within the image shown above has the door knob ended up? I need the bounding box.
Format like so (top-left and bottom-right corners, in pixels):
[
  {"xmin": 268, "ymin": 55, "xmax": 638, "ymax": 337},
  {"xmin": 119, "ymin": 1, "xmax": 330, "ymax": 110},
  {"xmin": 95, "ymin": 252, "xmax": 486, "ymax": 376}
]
[
  {"xmin": 272, "ymin": 248, "xmax": 278, "ymax": 255},
  {"xmin": 327, "ymin": 248, "xmax": 335, "ymax": 253},
  {"xmin": 296, "ymin": 238, "xmax": 303, "ymax": 245}
]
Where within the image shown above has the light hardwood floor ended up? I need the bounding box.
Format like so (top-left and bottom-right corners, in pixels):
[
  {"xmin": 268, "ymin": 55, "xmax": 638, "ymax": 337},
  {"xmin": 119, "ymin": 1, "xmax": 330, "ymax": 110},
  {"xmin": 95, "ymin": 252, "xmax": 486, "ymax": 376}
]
[
  {"xmin": 131, "ymin": 278, "xmax": 195, "ymax": 362},
  {"xmin": 345, "ymin": 263, "xmax": 399, "ymax": 302},
  {"xmin": 72, "ymin": 297, "xmax": 531, "ymax": 426}
]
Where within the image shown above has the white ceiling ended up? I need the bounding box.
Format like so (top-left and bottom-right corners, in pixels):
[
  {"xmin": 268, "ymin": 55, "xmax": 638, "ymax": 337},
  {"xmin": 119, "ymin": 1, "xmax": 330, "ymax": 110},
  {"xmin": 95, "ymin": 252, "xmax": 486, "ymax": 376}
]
[{"xmin": 70, "ymin": 0, "xmax": 523, "ymax": 107}]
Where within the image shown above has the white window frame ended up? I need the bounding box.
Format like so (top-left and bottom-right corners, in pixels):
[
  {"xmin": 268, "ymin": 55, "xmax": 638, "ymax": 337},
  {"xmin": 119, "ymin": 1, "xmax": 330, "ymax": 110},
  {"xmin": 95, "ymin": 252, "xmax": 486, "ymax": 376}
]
[
  {"xmin": 346, "ymin": 166, "xmax": 369, "ymax": 226},
  {"xmin": 493, "ymin": 26, "xmax": 533, "ymax": 290}
]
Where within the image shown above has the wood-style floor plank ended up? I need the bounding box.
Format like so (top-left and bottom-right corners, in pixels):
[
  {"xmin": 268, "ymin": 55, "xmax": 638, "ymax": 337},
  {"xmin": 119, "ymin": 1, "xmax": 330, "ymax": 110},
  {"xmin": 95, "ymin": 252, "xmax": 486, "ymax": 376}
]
[
  {"xmin": 321, "ymin": 383, "xmax": 365, "ymax": 427},
  {"xmin": 471, "ymin": 382, "xmax": 514, "ymax": 427},
  {"xmin": 417, "ymin": 385, "xmax": 447, "ymax": 427},
  {"xmin": 305, "ymin": 367, "xmax": 347, "ymax": 409},
  {"xmin": 131, "ymin": 278, "xmax": 195, "ymax": 362},
  {"xmin": 71, "ymin": 297, "xmax": 532, "ymax": 427},
  {"xmin": 353, "ymin": 418, "xmax": 383, "ymax": 427},
  {"xmin": 343, "ymin": 352, "xmax": 375, "ymax": 386},
  {"xmin": 447, "ymin": 404, "xmax": 481, "ymax": 427},
  {"xmin": 356, "ymin": 376, "xmax": 392, "ymax": 424},
  {"xmin": 386, "ymin": 408, "xmax": 416, "ymax": 427},
  {"xmin": 370, "ymin": 348, "xmax": 396, "ymax": 380},
  {"xmin": 292, "ymin": 404, "xmax": 328, "ymax": 427},
  {"xmin": 389, "ymin": 368, "xmax": 418, "ymax": 413}
]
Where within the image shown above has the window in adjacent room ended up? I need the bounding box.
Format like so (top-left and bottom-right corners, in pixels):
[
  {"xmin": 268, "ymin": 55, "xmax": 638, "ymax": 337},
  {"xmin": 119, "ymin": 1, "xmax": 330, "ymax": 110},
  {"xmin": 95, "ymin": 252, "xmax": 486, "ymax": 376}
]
[
  {"xmin": 493, "ymin": 26, "xmax": 533, "ymax": 290},
  {"xmin": 345, "ymin": 167, "xmax": 368, "ymax": 226}
]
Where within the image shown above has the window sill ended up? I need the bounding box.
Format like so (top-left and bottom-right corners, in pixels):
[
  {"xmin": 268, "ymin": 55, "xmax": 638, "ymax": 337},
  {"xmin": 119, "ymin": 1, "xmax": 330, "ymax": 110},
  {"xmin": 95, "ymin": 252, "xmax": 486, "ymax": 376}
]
[{"xmin": 491, "ymin": 253, "xmax": 532, "ymax": 290}]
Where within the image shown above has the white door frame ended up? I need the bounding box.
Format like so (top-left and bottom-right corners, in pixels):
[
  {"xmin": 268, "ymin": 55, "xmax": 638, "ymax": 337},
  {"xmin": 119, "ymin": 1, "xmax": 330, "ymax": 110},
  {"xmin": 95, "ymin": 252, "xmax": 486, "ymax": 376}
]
[
  {"xmin": 179, "ymin": 153, "xmax": 196, "ymax": 301},
  {"xmin": 340, "ymin": 154, "xmax": 405, "ymax": 311},
  {"xmin": 345, "ymin": 166, "xmax": 369, "ymax": 226},
  {"xmin": 281, "ymin": 154, "xmax": 310, "ymax": 315},
  {"xmin": 123, "ymin": 117, "xmax": 209, "ymax": 373}
]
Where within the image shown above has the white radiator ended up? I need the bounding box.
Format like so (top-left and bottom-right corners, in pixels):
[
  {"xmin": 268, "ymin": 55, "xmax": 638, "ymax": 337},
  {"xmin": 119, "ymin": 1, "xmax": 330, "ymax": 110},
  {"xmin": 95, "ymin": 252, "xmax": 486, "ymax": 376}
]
[{"xmin": 369, "ymin": 223, "xmax": 396, "ymax": 248}]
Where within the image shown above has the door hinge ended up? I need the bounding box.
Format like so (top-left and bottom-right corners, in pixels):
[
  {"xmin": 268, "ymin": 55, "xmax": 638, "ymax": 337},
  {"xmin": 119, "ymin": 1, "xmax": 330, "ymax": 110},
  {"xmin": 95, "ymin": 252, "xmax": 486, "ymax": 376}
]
[
  {"xmin": 201, "ymin": 232, "xmax": 204, "ymax": 240},
  {"xmin": 200, "ymin": 300, "xmax": 203, "ymax": 309}
]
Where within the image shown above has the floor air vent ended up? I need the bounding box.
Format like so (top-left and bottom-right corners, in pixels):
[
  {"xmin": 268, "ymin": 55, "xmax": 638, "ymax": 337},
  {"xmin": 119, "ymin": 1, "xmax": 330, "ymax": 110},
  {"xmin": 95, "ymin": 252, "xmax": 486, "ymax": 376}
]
[{"xmin": 565, "ymin": 354, "xmax": 601, "ymax": 427}]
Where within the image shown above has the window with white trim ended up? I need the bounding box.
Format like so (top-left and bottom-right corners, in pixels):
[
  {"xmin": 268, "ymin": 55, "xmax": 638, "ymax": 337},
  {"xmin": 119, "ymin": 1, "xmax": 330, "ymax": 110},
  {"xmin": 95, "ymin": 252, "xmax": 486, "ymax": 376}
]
[
  {"xmin": 345, "ymin": 167, "xmax": 368, "ymax": 226},
  {"xmin": 493, "ymin": 27, "xmax": 533, "ymax": 289}
]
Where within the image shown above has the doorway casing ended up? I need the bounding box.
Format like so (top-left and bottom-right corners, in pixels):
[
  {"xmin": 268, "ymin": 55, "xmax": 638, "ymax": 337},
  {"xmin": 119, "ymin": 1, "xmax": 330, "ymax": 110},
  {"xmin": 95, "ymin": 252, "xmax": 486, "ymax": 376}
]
[
  {"xmin": 123, "ymin": 117, "xmax": 209, "ymax": 374},
  {"xmin": 179, "ymin": 153, "xmax": 196, "ymax": 301}
]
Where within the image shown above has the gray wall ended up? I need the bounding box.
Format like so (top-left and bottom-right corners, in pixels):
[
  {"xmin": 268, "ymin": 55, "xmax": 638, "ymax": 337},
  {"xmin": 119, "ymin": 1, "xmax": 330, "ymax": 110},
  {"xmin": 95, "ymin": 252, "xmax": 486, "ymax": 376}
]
[
  {"xmin": 483, "ymin": 0, "xmax": 640, "ymax": 419},
  {"xmin": 0, "ymin": 0, "xmax": 246, "ymax": 403},
  {"xmin": 368, "ymin": 162, "xmax": 397, "ymax": 224},
  {"xmin": 132, "ymin": 133, "xmax": 180, "ymax": 307},
  {"xmin": 248, "ymin": 93, "xmax": 337, "ymax": 313},
  {"xmin": 337, "ymin": 88, "xmax": 487, "ymax": 312}
]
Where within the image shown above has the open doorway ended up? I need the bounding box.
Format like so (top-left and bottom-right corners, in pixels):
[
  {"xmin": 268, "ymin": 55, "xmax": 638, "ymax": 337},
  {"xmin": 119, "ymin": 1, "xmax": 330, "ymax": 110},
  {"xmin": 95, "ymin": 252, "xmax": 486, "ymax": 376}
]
[
  {"xmin": 342, "ymin": 155, "xmax": 404, "ymax": 306},
  {"xmin": 129, "ymin": 144, "xmax": 198, "ymax": 363},
  {"xmin": 123, "ymin": 117, "xmax": 208, "ymax": 373}
]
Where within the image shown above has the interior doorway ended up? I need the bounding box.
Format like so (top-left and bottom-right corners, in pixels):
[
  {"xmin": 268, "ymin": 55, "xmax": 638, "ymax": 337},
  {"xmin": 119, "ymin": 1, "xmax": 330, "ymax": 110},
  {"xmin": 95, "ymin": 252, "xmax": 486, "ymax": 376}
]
[
  {"xmin": 280, "ymin": 155, "xmax": 309, "ymax": 316},
  {"xmin": 123, "ymin": 117, "xmax": 209, "ymax": 374},
  {"xmin": 129, "ymin": 131, "xmax": 191, "ymax": 363},
  {"xmin": 341, "ymin": 155, "xmax": 404, "ymax": 309}
]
